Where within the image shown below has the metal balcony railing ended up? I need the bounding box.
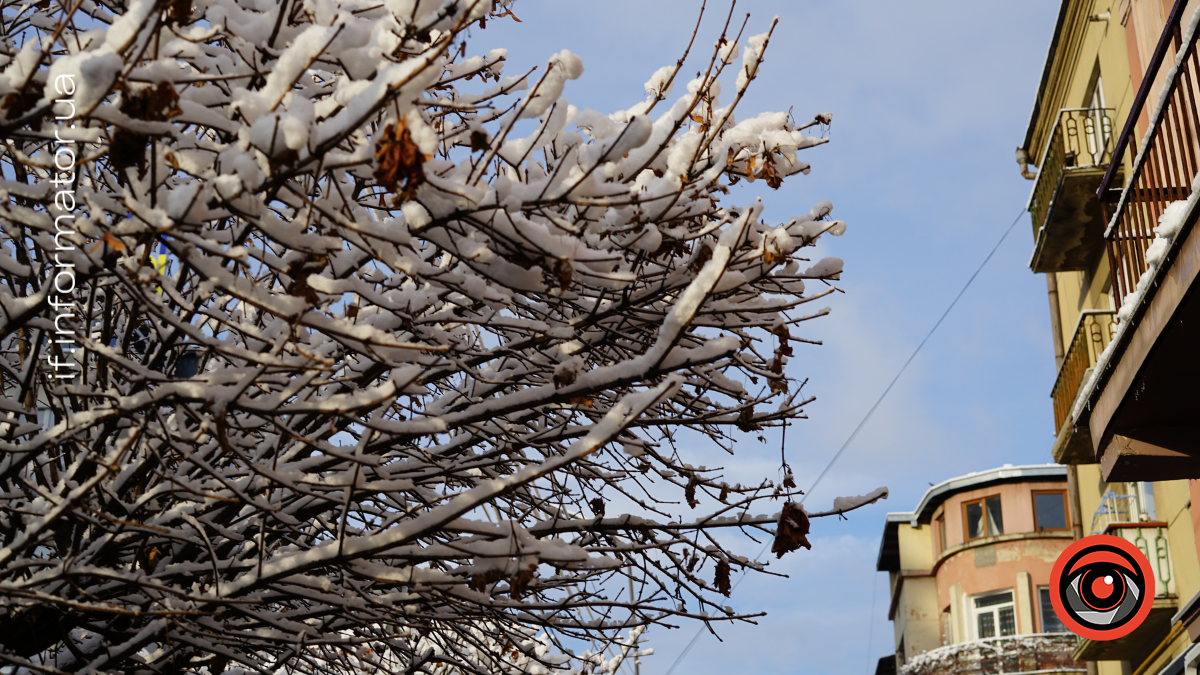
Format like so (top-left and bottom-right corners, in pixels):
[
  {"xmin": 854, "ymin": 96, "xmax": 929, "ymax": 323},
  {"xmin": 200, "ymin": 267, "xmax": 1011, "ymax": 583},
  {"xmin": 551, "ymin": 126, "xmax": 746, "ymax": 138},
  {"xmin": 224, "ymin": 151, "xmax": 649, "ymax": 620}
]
[
  {"xmin": 899, "ymin": 634, "xmax": 1084, "ymax": 675},
  {"xmin": 1098, "ymin": 0, "xmax": 1199, "ymax": 309},
  {"xmin": 1090, "ymin": 488, "xmax": 1150, "ymax": 533},
  {"xmin": 1029, "ymin": 107, "xmax": 1116, "ymax": 238},
  {"xmin": 1050, "ymin": 310, "xmax": 1116, "ymax": 431},
  {"xmin": 1090, "ymin": 488, "xmax": 1174, "ymax": 597}
]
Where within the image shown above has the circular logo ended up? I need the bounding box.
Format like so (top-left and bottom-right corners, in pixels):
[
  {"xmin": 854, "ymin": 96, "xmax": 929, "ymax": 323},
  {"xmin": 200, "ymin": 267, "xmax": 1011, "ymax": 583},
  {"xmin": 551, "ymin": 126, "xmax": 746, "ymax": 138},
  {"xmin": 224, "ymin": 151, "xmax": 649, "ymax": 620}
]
[{"xmin": 1049, "ymin": 534, "xmax": 1155, "ymax": 640}]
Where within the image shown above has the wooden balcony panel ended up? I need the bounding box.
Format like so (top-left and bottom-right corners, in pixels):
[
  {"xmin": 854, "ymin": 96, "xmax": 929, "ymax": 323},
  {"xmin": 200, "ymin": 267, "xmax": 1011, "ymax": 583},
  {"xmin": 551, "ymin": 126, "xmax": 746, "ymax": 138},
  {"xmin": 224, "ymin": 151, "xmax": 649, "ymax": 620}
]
[
  {"xmin": 1089, "ymin": 215, "xmax": 1200, "ymax": 481},
  {"xmin": 1048, "ymin": 311, "xmax": 1115, "ymax": 465},
  {"xmin": 1078, "ymin": 0, "xmax": 1200, "ymax": 483}
]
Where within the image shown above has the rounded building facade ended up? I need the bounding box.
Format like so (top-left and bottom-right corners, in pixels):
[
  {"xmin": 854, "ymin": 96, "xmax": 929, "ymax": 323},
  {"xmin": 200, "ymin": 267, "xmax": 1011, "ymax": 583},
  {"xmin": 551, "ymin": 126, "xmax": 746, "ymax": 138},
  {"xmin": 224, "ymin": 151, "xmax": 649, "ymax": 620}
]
[{"xmin": 876, "ymin": 465, "xmax": 1085, "ymax": 675}]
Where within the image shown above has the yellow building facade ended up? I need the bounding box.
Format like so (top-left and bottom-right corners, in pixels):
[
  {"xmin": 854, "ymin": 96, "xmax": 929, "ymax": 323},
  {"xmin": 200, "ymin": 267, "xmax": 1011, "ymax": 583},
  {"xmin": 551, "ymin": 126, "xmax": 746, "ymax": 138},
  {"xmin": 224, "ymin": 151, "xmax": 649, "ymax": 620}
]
[{"xmin": 1020, "ymin": 1, "xmax": 1200, "ymax": 674}]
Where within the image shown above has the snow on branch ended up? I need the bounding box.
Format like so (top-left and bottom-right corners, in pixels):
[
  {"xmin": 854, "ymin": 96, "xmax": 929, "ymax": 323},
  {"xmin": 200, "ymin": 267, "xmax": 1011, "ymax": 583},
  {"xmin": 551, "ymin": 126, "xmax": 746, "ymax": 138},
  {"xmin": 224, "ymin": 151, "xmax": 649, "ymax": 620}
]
[{"xmin": 0, "ymin": 0, "xmax": 863, "ymax": 673}]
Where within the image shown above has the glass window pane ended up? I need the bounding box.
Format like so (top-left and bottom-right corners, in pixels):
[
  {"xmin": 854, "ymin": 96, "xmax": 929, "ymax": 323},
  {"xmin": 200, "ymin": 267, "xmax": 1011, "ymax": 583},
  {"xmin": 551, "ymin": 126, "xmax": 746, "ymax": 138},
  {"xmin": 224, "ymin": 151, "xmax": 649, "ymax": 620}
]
[
  {"xmin": 1034, "ymin": 492, "xmax": 1067, "ymax": 530},
  {"xmin": 966, "ymin": 502, "xmax": 984, "ymax": 539},
  {"xmin": 1039, "ymin": 587, "xmax": 1067, "ymax": 633},
  {"xmin": 986, "ymin": 496, "xmax": 1004, "ymax": 535},
  {"xmin": 977, "ymin": 612, "xmax": 995, "ymax": 639},
  {"xmin": 999, "ymin": 607, "xmax": 1016, "ymax": 636},
  {"xmin": 938, "ymin": 516, "xmax": 947, "ymax": 551},
  {"xmin": 974, "ymin": 590, "xmax": 1013, "ymax": 608}
]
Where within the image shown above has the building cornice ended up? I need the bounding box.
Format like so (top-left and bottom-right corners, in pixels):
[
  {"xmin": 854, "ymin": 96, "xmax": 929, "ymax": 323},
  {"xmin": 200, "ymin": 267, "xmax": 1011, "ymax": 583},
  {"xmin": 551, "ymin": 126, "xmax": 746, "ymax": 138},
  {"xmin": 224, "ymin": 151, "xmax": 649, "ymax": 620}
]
[{"xmin": 932, "ymin": 529, "xmax": 1075, "ymax": 575}]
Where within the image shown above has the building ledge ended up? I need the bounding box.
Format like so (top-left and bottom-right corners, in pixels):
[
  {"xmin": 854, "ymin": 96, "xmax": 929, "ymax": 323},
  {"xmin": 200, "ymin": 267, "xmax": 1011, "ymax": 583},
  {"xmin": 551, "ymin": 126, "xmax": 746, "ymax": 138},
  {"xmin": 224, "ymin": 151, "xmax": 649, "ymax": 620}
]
[
  {"xmin": 1030, "ymin": 165, "xmax": 1114, "ymax": 273},
  {"xmin": 933, "ymin": 530, "xmax": 1074, "ymax": 574}
]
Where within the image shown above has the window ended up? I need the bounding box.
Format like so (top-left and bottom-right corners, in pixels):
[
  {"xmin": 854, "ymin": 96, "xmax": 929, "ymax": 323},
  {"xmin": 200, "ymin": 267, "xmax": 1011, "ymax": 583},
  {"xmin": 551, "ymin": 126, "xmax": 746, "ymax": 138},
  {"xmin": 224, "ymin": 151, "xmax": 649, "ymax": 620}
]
[
  {"xmin": 963, "ymin": 495, "xmax": 1003, "ymax": 540},
  {"xmin": 936, "ymin": 514, "xmax": 947, "ymax": 552},
  {"xmin": 972, "ymin": 590, "xmax": 1016, "ymax": 639},
  {"xmin": 1038, "ymin": 586, "xmax": 1067, "ymax": 633},
  {"xmin": 1033, "ymin": 490, "xmax": 1069, "ymax": 531}
]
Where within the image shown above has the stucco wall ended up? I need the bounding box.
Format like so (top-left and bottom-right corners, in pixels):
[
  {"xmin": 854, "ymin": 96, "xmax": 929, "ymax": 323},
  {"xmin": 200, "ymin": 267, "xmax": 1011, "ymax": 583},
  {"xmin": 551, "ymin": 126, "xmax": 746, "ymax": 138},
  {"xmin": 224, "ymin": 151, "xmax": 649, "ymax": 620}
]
[
  {"xmin": 897, "ymin": 576, "xmax": 941, "ymax": 662},
  {"xmin": 933, "ymin": 480, "xmax": 1072, "ymax": 555},
  {"xmin": 934, "ymin": 536, "xmax": 1072, "ymax": 636}
]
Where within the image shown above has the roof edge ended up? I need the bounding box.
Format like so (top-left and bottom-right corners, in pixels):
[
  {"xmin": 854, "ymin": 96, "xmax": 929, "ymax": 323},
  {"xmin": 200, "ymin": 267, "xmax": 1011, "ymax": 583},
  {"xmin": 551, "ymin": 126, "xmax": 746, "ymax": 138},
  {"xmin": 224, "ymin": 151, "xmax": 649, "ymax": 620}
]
[
  {"xmin": 907, "ymin": 464, "xmax": 1067, "ymax": 527},
  {"xmin": 1023, "ymin": 0, "xmax": 1073, "ymax": 155}
]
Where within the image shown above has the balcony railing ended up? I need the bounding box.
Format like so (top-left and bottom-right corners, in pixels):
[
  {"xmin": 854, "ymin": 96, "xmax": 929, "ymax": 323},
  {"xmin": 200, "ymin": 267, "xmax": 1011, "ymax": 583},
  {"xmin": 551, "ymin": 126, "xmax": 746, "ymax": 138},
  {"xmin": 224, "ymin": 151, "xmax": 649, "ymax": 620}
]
[
  {"xmin": 899, "ymin": 634, "xmax": 1084, "ymax": 675},
  {"xmin": 1098, "ymin": 0, "xmax": 1199, "ymax": 309},
  {"xmin": 1050, "ymin": 310, "xmax": 1116, "ymax": 431},
  {"xmin": 1030, "ymin": 108, "xmax": 1116, "ymax": 232},
  {"xmin": 1090, "ymin": 489, "xmax": 1175, "ymax": 597}
]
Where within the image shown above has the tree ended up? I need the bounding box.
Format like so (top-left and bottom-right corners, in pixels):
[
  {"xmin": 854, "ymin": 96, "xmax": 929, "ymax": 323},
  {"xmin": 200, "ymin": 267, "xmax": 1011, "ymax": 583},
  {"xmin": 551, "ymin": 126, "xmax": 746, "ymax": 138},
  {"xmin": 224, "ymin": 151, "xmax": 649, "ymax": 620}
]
[{"xmin": 0, "ymin": 0, "xmax": 885, "ymax": 673}]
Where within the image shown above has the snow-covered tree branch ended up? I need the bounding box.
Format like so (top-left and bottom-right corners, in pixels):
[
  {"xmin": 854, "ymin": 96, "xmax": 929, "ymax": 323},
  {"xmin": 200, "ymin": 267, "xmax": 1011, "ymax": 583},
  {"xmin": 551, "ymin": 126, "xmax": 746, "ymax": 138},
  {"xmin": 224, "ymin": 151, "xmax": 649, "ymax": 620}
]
[{"xmin": 0, "ymin": 0, "xmax": 871, "ymax": 672}]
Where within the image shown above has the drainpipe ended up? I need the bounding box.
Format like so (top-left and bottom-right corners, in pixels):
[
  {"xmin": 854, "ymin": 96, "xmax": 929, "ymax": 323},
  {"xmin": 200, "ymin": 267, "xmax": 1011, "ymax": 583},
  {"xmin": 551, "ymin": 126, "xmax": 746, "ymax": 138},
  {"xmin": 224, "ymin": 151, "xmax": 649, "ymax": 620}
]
[
  {"xmin": 1047, "ymin": 274, "xmax": 1065, "ymax": 370},
  {"xmin": 1016, "ymin": 147, "xmax": 1038, "ymax": 179},
  {"xmin": 1067, "ymin": 466, "xmax": 1085, "ymax": 541}
]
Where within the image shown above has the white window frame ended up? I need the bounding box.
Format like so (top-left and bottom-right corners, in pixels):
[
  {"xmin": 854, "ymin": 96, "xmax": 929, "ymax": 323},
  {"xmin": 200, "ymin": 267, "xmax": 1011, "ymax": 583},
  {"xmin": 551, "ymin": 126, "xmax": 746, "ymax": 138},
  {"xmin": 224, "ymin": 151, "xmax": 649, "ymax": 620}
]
[{"xmin": 968, "ymin": 589, "xmax": 1017, "ymax": 640}]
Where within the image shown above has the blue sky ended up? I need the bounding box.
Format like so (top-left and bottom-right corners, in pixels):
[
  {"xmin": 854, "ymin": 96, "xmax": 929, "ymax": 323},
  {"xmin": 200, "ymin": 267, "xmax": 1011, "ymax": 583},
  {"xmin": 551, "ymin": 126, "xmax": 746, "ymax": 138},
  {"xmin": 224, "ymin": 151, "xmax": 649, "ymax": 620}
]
[{"xmin": 474, "ymin": 2, "xmax": 1062, "ymax": 673}]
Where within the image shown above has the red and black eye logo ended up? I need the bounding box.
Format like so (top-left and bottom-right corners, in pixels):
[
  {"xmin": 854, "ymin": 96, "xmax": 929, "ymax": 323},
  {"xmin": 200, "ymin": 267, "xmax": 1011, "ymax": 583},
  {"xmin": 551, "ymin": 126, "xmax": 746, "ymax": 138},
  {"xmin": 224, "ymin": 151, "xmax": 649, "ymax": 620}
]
[{"xmin": 1049, "ymin": 534, "xmax": 1155, "ymax": 640}]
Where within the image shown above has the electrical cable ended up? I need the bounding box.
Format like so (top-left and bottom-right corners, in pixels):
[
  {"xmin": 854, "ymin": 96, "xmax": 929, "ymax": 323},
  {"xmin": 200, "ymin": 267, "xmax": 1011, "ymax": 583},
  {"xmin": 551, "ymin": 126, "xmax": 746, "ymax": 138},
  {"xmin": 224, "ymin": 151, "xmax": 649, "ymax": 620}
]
[{"xmin": 660, "ymin": 208, "xmax": 1026, "ymax": 675}]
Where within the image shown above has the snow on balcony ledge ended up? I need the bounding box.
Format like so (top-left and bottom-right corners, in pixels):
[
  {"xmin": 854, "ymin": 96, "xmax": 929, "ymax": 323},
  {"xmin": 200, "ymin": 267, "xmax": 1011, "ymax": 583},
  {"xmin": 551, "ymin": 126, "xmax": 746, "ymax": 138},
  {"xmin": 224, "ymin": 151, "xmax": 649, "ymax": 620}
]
[{"xmin": 899, "ymin": 633, "xmax": 1084, "ymax": 675}]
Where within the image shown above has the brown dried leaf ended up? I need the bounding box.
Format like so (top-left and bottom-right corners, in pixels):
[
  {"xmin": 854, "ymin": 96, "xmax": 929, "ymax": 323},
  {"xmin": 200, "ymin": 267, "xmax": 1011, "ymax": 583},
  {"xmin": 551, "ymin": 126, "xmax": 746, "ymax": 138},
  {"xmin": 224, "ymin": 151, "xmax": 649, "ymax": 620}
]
[
  {"xmin": 162, "ymin": 0, "xmax": 192, "ymax": 24},
  {"xmin": 589, "ymin": 497, "xmax": 605, "ymax": 518},
  {"xmin": 552, "ymin": 366, "xmax": 576, "ymax": 389},
  {"xmin": 758, "ymin": 159, "xmax": 782, "ymax": 190},
  {"xmin": 122, "ymin": 82, "xmax": 181, "ymax": 122},
  {"xmin": 771, "ymin": 501, "xmax": 812, "ymax": 558},
  {"xmin": 511, "ymin": 563, "xmax": 537, "ymax": 596},
  {"xmin": 110, "ymin": 129, "xmax": 150, "ymax": 178},
  {"xmin": 714, "ymin": 560, "xmax": 731, "ymax": 597},
  {"xmin": 1, "ymin": 91, "xmax": 40, "ymax": 119},
  {"xmin": 374, "ymin": 118, "xmax": 427, "ymax": 201},
  {"xmin": 550, "ymin": 259, "xmax": 572, "ymax": 291},
  {"xmin": 137, "ymin": 545, "xmax": 161, "ymax": 574},
  {"xmin": 468, "ymin": 569, "xmax": 505, "ymax": 592},
  {"xmin": 690, "ymin": 242, "xmax": 713, "ymax": 273},
  {"xmin": 735, "ymin": 407, "xmax": 761, "ymax": 433},
  {"xmin": 469, "ymin": 129, "xmax": 490, "ymax": 152},
  {"xmin": 684, "ymin": 473, "xmax": 700, "ymax": 509}
]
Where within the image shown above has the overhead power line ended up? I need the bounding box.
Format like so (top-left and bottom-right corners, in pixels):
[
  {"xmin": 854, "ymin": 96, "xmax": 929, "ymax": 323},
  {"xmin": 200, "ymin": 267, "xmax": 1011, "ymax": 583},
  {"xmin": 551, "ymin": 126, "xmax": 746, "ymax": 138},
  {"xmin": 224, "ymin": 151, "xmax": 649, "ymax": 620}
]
[{"xmin": 661, "ymin": 208, "xmax": 1027, "ymax": 675}]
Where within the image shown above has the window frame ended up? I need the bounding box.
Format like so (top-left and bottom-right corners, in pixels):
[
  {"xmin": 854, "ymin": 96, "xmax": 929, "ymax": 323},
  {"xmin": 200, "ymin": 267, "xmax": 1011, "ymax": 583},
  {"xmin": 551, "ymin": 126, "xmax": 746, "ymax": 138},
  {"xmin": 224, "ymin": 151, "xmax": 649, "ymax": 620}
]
[
  {"xmin": 1032, "ymin": 489, "xmax": 1070, "ymax": 532},
  {"xmin": 970, "ymin": 589, "xmax": 1017, "ymax": 640},
  {"xmin": 936, "ymin": 512, "xmax": 947, "ymax": 553},
  {"xmin": 1037, "ymin": 585, "xmax": 1068, "ymax": 634},
  {"xmin": 962, "ymin": 495, "xmax": 1003, "ymax": 541}
]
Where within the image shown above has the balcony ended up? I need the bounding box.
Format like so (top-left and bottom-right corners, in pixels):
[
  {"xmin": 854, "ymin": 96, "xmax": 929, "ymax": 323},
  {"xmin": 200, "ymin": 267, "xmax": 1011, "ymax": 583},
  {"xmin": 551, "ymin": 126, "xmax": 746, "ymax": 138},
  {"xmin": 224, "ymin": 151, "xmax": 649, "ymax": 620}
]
[
  {"xmin": 1074, "ymin": 493, "xmax": 1177, "ymax": 662},
  {"xmin": 1028, "ymin": 108, "xmax": 1117, "ymax": 273},
  {"xmin": 898, "ymin": 634, "xmax": 1083, "ymax": 675},
  {"xmin": 1049, "ymin": 310, "xmax": 1116, "ymax": 464},
  {"xmin": 1074, "ymin": 0, "xmax": 1200, "ymax": 482}
]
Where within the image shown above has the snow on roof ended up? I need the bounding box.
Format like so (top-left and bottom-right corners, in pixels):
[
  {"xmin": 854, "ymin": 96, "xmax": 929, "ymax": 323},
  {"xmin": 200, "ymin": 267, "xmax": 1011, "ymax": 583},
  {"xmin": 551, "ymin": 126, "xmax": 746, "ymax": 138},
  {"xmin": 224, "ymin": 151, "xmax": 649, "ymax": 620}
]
[{"xmin": 876, "ymin": 464, "xmax": 1066, "ymax": 572}]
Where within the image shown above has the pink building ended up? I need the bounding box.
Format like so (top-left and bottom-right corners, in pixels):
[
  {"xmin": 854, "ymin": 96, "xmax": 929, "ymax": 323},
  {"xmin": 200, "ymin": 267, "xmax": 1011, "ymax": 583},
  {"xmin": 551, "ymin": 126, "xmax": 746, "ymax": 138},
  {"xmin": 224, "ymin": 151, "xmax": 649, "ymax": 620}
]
[{"xmin": 876, "ymin": 465, "xmax": 1085, "ymax": 675}]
